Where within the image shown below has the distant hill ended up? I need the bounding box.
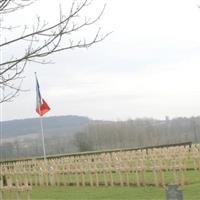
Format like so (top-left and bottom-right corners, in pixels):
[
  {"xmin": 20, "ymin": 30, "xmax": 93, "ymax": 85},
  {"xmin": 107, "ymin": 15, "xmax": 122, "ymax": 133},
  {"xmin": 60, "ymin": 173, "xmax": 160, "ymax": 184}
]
[
  {"xmin": 1, "ymin": 115, "xmax": 200, "ymax": 161},
  {"xmin": 1, "ymin": 115, "xmax": 90, "ymax": 138}
]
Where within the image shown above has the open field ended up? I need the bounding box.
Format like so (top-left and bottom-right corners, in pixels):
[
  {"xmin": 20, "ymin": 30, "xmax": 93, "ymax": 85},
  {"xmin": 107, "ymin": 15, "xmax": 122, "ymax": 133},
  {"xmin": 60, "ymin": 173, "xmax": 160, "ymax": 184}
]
[
  {"xmin": 2, "ymin": 183, "xmax": 200, "ymax": 200},
  {"xmin": 2, "ymin": 178, "xmax": 200, "ymax": 199},
  {"xmin": 29, "ymin": 183, "xmax": 199, "ymax": 200},
  {"xmin": 31, "ymin": 186, "xmax": 166, "ymax": 200}
]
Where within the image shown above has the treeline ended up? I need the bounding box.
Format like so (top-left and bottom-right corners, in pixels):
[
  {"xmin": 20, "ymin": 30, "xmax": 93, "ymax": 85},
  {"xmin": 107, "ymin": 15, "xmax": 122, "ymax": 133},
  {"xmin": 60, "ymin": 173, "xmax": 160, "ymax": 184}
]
[
  {"xmin": 0, "ymin": 135, "xmax": 77, "ymax": 160},
  {"xmin": 1, "ymin": 116, "xmax": 200, "ymax": 160},
  {"xmin": 73, "ymin": 117, "xmax": 200, "ymax": 151}
]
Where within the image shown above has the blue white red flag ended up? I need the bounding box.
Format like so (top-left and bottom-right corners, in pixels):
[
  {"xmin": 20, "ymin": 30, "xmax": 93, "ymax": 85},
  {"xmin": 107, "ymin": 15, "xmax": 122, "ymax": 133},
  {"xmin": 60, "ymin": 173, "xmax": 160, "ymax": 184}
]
[{"xmin": 35, "ymin": 73, "xmax": 50, "ymax": 116}]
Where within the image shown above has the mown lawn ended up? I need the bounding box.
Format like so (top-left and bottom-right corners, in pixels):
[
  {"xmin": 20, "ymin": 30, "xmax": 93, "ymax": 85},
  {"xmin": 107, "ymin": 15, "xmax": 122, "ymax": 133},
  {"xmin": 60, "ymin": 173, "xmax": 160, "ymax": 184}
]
[
  {"xmin": 30, "ymin": 168, "xmax": 200, "ymax": 200},
  {"xmin": 31, "ymin": 186, "xmax": 165, "ymax": 200},
  {"xmin": 30, "ymin": 183, "xmax": 200, "ymax": 200},
  {"xmin": 2, "ymin": 170, "xmax": 200, "ymax": 199}
]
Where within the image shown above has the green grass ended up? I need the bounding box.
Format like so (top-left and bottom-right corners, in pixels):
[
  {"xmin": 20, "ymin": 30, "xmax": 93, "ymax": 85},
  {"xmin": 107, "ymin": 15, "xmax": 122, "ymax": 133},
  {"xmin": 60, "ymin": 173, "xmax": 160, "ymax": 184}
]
[
  {"xmin": 29, "ymin": 169, "xmax": 200, "ymax": 200},
  {"xmin": 2, "ymin": 170, "xmax": 200, "ymax": 199},
  {"xmin": 27, "ymin": 169, "xmax": 200, "ymax": 187},
  {"xmin": 31, "ymin": 186, "xmax": 165, "ymax": 200},
  {"xmin": 30, "ymin": 184, "xmax": 200, "ymax": 200}
]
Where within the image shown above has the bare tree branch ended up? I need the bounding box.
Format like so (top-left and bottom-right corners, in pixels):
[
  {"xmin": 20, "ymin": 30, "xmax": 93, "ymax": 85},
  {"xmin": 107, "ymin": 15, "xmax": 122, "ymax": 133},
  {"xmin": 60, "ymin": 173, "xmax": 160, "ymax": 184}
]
[{"xmin": 0, "ymin": 0, "xmax": 110, "ymax": 103}]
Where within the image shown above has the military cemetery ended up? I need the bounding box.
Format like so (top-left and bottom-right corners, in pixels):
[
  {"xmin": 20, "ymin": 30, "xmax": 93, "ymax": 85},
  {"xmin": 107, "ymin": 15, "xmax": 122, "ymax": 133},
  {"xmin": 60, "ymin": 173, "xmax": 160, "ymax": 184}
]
[
  {"xmin": 1, "ymin": 0, "xmax": 200, "ymax": 199},
  {"xmin": 0, "ymin": 143, "xmax": 199, "ymax": 199}
]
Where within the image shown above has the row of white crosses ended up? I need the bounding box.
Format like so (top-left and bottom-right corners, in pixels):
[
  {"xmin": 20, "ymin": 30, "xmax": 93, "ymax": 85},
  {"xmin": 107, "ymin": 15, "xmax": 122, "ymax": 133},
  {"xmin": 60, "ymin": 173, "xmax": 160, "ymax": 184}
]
[{"xmin": 0, "ymin": 144, "xmax": 199, "ymax": 188}]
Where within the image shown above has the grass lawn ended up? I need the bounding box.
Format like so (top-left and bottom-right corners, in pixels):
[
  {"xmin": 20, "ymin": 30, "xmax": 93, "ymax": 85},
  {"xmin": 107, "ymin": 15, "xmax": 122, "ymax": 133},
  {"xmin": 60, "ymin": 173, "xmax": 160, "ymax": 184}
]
[
  {"xmin": 30, "ymin": 183, "xmax": 200, "ymax": 200},
  {"xmin": 2, "ymin": 170, "xmax": 200, "ymax": 199},
  {"xmin": 31, "ymin": 186, "xmax": 165, "ymax": 200}
]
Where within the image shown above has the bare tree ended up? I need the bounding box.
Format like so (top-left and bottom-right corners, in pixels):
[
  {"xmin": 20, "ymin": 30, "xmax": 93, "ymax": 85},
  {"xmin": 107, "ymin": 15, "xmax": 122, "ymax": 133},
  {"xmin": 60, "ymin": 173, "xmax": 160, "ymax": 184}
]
[{"xmin": 0, "ymin": 0, "xmax": 109, "ymax": 103}]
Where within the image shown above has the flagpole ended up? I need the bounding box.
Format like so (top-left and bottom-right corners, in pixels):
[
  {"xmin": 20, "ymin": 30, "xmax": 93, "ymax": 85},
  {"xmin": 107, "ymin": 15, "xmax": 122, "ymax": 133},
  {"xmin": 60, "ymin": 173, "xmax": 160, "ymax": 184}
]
[
  {"xmin": 39, "ymin": 115, "xmax": 47, "ymax": 162},
  {"xmin": 35, "ymin": 72, "xmax": 50, "ymax": 164}
]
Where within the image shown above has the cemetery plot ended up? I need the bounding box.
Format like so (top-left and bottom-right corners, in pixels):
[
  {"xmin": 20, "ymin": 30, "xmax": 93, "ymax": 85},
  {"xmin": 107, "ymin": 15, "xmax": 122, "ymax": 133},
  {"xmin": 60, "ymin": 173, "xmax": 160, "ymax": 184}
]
[{"xmin": 0, "ymin": 144, "xmax": 199, "ymax": 189}]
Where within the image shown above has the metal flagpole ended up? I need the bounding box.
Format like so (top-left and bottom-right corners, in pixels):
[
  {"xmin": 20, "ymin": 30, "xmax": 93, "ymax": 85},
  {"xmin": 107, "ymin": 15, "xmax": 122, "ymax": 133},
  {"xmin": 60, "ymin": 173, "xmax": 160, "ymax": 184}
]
[
  {"xmin": 39, "ymin": 115, "xmax": 47, "ymax": 162},
  {"xmin": 35, "ymin": 72, "xmax": 47, "ymax": 163},
  {"xmin": 35, "ymin": 72, "xmax": 50, "ymax": 164}
]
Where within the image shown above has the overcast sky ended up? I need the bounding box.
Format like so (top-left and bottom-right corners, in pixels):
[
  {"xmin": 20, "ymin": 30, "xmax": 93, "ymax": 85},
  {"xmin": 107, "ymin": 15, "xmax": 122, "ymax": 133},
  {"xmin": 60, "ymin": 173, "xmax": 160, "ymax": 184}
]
[{"xmin": 2, "ymin": 0, "xmax": 200, "ymax": 121}]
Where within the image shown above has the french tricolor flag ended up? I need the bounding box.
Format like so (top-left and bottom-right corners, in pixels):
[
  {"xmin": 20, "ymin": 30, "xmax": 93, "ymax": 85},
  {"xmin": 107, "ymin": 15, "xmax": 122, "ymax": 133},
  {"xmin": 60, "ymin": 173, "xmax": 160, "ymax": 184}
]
[{"xmin": 35, "ymin": 73, "xmax": 50, "ymax": 116}]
